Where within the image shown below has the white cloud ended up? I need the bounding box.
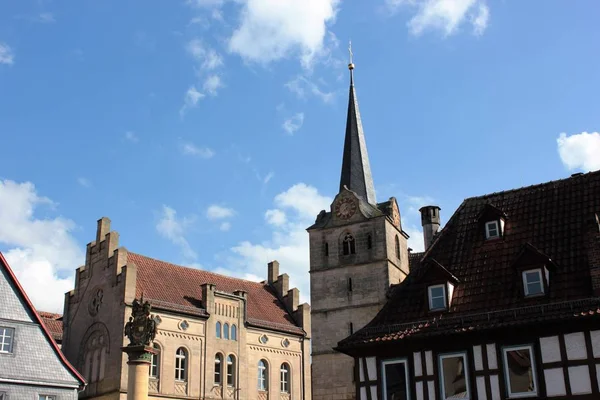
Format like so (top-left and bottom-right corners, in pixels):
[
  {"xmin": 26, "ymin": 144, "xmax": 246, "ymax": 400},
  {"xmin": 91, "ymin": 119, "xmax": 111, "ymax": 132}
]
[
  {"xmin": 181, "ymin": 142, "xmax": 215, "ymax": 159},
  {"xmin": 203, "ymin": 74, "xmax": 223, "ymax": 95},
  {"xmin": 282, "ymin": 113, "xmax": 305, "ymax": 135},
  {"xmin": 0, "ymin": 42, "xmax": 14, "ymax": 65},
  {"xmin": 557, "ymin": 132, "xmax": 600, "ymax": 172},
  {"xmin": 36, "ymin": 13, "xmax": 56, "ymax": 23},
  {"xmin": 0, "ymin": 180, "xmax": 83, "ymax": 312},
  {"xmin": 219, "ymin": 222, "xmax": 232, "ymax": 231},
  {"xmin": 388, "ymin": 0, "xmax": 490, "ymax": 37},
  {"xmin": 180, "ymin": 85, "xmax": 205, "ymax": 116},
  {"xmin": 156, "ymin": 205, "xmax": 197, "ymax": 260},
  {"xmin": 125, "ymin": 131, "xmax": 139, "ymax": 143},
  {"xmin": 228, "ymin": 0, "xmax": 340, "ymax": 68},
  {"xmin": 285, "ymin": 76, "xmax": 335, "ymax": 103},
  {"xmin": 263, "ymin": 171, "xmax": 274, "ymax": 184},
  {"xmin": 77, "ymin": 178, "xmax": 91, "ymax": 188},
  {"xmin": 207, "ymin": 205, "xmax": 235, "ymax": 220},
  {"xmin": 187, "ymin": 0, "xmax": 225, "ymax": 7},
  {"xmin": 186, "ymin": 39, "xmax": 224, "ymax": 70},
  {"xmin": 222, "ymin": 183, "xmax": 332, "ymax": 302}
]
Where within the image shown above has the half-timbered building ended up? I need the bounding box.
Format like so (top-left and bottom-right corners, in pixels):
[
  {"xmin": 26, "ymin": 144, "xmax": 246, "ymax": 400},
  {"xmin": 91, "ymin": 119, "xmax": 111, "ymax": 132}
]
[{"xmin": 336, "ymin": 170, "xmax": 600, "ymax": 400}]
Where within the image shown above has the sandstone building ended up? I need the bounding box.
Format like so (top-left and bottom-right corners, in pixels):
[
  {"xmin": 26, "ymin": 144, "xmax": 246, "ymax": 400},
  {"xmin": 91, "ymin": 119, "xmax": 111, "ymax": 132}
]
[
  {"xmin": 60, "ymin": 218, "xmax": 311, "ymax": 400},
  {"xmin": 0, "ymin": 252, "xmax": 85, "ymax": 399}
]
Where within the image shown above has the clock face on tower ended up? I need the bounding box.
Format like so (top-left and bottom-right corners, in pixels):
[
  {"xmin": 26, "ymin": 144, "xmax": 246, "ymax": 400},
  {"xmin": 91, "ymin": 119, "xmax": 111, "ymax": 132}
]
[{"xmin": 335, "ymin": 197, "xmax": 357, "ymax": 219}]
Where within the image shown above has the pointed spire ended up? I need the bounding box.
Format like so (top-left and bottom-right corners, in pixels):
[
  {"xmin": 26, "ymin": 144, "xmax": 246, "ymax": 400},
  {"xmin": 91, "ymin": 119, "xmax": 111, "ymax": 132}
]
[{"xmin": 339, "ymin": 44, "xmax": 377, "ymax": 205}]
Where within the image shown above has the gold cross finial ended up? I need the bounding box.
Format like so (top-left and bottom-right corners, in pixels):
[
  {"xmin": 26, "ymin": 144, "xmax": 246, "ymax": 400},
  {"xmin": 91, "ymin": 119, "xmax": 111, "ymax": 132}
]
[{"xmin": 348, "ymin": 40, "xmax": 355, "ymax": 70}]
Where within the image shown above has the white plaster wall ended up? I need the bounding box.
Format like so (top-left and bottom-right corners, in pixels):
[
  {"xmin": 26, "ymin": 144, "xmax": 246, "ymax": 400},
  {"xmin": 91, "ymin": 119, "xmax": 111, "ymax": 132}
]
[
  {"xmin": 370, "ymin": 385, "xmax": 378, "ymax": 400},
  {"xmin": 490, "ymin": 375, "xmax": 500, "ymax": 400},
  {"xmin": 360, "ymin": 386, "xmax": 367, "ymax": 400},
  {"xmin": 596, "ymin": 364, "xmax": 600, "ymax": 393},
  {"xmin": 568, "ymin": 365, "xmax": 592, "ymax": 394},
  {"xmin": 473, "ymin": 346, "xmax": 483, "ymax": 371},
  {"xmin": 359, "ymin": 358, "xmax": 365, "ymax": 382},
  {"xmin": 564, "ymin": 332, "xmax": 587, "ymax": 360},
  {"xmin": 540, "ymin": 336, "xmax": 561, "ymax": 363},
  {"xmin": 414, "ymin": 352, "xmax": 422, "ymax": 377},
  {"xmin": 476, "ymin": 376, "xmax": 487, "ymax": 400},
  {"xmin": 591, "ymin": 331, "xmax": 600, "ymax": 358},
  {"xmin": 427, "ymin": 381, "xmax": 435, "ymax": 400},
  {"xmin": 425, "ymin": 351, "xmax": 433, "ymax": 376},
  {"xmin": 366, "ymin": 357, "xmax": 376, "ymax": 380},
  {"xmin": 487, "ymin": 344, "xmax": 498, "ymax": 370},
  {"xmin": 416, "ymin": 381, "xmax": 423, "ymax": 400},
  {"xmin": 544, "ymin": 368, "xmax": 566, "ymax": 397}
]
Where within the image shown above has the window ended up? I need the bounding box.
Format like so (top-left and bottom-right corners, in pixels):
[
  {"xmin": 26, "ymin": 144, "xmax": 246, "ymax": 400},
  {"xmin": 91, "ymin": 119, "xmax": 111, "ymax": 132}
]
[
  {"xmin": 325, "ymin": 242, "xmax": 329, "ymax": 256},
  {"xmin": 214, "ymin": 354, "xmax": 222, "ymax": 385},
  {"xmin": 224, "ymin": 323, "xmax": 230, "ymax": 340},
  {"xmin": 395, "ymin": 235, "xmax": 400, "ymax": 259},
  {"xmin": 231, "ymin": 324, "xmax": 237, "ymax": 341},
  {"xmin": 428, "ymin": 284, "xmax": 447, "ymax": 311},
  {"xmin": 227, "ymin": 355, "xmax": 236, "ymax": 387},
  {"xmin": 367, "ymin": 234, "xmax": 373, "ymax": 249},
  {"xmin": 485, "ymin": 221, "xmax": 500, "ymax": 239},
  {"xmin": 0, "ymin": 392, "xmax": 6, "ymax": 400},
  {"xmin": 440, "ymin": 353, "xmax": 470, "ymax": 400},
  {"xmin": 502, "ymin": 345, "xmax": 537, "ymax": 397},
  {"xmin": 348, "ymin": 277, "xmax": 353, "ymax": 292},
  {"xmin": 258, "ymin": 359, "xmax": 268, "ymax": 391},
  {"xmin": 39, "ymin": 396, "xmax": 56, "ymax": 400},
  {"xmin": 382, "ymin": 359, "xmax": 409, "ymax": 400},
  {"xmin": 522, "ymin": 269, "xmax": 544, "ymax": 296},
  {"xmin": 175, "ymin": 348, "xmax": 188, "ymax": 382},
  {"xmin": 150, "ymin": 343, "xmax": 160, "ymax": 378},
  {"xmin": 216, "ymin": 322, "xmax": 222, "ymax": 338},
  {"xmin": 349, "ymin": 322, "xmax": 354, "ymax": 335},
  {"xmin": 0, "ymin": 327, "xmax": 14, "ymax": 353},
  {"xmin": 343, "ymin": 233, "xmax": 356, "ymax": 255},
  {"xmin": 280, "ymin": 363, "xmax": 290, "ymax": 393}
]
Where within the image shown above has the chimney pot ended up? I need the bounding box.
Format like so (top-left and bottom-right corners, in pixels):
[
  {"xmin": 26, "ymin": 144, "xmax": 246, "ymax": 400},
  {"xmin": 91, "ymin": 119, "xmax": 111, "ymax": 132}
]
[{"xmin": 419, "ymin": 206, "xmax": 441, "ymax": 250}]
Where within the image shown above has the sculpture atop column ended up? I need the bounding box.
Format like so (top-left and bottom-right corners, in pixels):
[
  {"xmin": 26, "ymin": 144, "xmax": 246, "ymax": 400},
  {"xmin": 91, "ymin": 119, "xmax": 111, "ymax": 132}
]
[{"xmin": 124, "ymin": 297, "xmax": 157, "ymax": 347}]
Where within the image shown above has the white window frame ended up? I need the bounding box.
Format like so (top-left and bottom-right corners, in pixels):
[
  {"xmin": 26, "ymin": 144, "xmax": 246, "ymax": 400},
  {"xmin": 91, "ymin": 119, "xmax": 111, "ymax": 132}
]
[
  {"xmin": 439, "ymin": 352, "xmax": 470, "ymax": 400},
  {"xmin": 175, "ymin": 348, "xmax": 187, "ymax": 382},
  {"xmin": 258, "ymin": 360, "xmax": 268, "ymax": 391},
  {"xmin": 485, "ymin": 220, "xmax": 500, "ymax": 239},
  {"xmin": 522, "ymin": 269, "xmax": 544, "ymax": 297},
  {"xmin": 428, "ymin": 284, "xmax": 447, "ymax": 311},
  {"xmin": 502, "ymin": 344, "xmax": 538, "ymax": 398},
  {"xmin": 150, "ymin": 343, "xmax": 160, "ymax": 378},
  {"xmin": 214, "ymin": 353, "xmax": 222, "ymax": 385},
  {"xmin": 280, "ymin": 363, "xmax": 290, "ymax": 393},
  {"xmin": 0, "ymin": 327, "xmax": 14, "ymax": 354},
  {"xmin": 227, "ymin": 355, "xmax": 235, "ymax": 387},
  {"xmin": 381, "ymin": 358, "xmax": 410, "ymax": 400},
  {"xmin": 39, "ymin": 396, "xmax": 56, "ymax": 400}
]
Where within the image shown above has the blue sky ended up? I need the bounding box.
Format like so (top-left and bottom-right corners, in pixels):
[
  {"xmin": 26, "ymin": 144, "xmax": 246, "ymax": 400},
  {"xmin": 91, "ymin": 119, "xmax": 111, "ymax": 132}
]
[{"xmin": 1, "ymin": 0, "xmax": 599, "ymax": 312}]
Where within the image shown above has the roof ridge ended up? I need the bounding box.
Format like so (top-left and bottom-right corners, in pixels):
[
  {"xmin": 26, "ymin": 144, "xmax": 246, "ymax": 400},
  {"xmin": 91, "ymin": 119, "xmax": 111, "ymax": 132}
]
[
  {"xmin": 464, "ymin": 170, "xmax": 600, "ymax": 202},
  {"xmin": 129, "ymin": 252, "xmax": 267, "ymax": 288}
]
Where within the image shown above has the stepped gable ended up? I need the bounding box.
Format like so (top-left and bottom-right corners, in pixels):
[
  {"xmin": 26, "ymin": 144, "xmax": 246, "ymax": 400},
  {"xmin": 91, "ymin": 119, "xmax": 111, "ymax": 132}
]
[
  {"xmin": 129, "ymin": 253, "xmax": 305, "ymax": 335},
  {"xmin": 339, "ymin": 170, "xmax": 600, "ymax": 347}
]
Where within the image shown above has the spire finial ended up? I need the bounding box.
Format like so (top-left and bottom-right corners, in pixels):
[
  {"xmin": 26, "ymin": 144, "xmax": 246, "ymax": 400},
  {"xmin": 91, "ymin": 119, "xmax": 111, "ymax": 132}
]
[{"xmin": 348, "ymin": 40, "xmax": 355, "ymax": 71}]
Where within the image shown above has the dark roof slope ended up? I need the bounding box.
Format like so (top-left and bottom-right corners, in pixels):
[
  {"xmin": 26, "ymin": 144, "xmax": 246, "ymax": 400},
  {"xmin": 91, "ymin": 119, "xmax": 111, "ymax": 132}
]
[
  {"xmin": 340, "ymin": 170, "xmax": 600, "ymax": 348},
  {"xmin": 39, "ymin": 311, "xmax": 63, "ymax": 343},
  {"xmin": 0, "ymin": 252, "xmax": 85, "ymax": 386},
  {"xmin": 129, "ymin": 253, "xmax": 305, "ymax": 335}
]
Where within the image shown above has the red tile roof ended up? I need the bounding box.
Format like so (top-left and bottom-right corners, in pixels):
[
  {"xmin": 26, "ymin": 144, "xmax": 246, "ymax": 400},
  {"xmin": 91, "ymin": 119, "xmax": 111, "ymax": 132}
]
[
  {"xmin": 0, "ymin": 252, "xmax": 85, "ymax": 387},
  {"xmin": 38, "ymin": 311, "xmax": 63, "ymax": 342},
  {"xmin": 339, "ymin": 170, "xmax": 600, "ymax": 349},
  {"xmin": 129, "ymin": 253, "xmax": 305, "ymax": 335}
]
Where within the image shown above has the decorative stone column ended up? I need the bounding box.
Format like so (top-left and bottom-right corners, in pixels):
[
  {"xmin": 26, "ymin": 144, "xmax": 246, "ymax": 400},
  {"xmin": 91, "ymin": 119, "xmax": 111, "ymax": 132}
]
[
  {"xmin": 122, "ymin": 345, "xmax": 157, "ymax": 400},
  {"xmin": 122, "ymin": 297, "xmax": 158, "ymax": 400}
]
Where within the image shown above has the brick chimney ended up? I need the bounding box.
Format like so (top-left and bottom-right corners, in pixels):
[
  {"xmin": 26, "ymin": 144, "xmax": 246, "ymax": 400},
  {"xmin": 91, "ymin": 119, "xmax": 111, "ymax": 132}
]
[
  {"xmin": 267, "ymin": 260, "xmax": 279, "ymax": 285},
  {"xmin": 420, "ymin": 206, "xmax": 441, "ymax": 250}
]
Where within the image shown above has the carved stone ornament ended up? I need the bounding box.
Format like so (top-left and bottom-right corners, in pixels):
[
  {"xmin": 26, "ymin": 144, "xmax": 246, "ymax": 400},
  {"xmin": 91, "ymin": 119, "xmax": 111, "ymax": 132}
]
[
  {"xmin": 124, "ymin": 297, "xmax": 157, "ymax": 347},
  {"xmin": 88, "ymin": 288, "xmax": 104, "ymax": 316}
]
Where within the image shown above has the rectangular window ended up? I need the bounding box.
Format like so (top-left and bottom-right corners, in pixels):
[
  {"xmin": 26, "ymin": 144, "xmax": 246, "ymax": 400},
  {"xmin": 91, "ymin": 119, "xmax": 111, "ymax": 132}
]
[
  {"xmin": 485, "ymin": 221, "xmax": 500, "ymax": 239},
  {"xmin": 502, "ymin": 345, "xmax": 537, "ymax": 398},
  {"xmin": 439, "ymin": 353, "xmax": 470, "ymax": 400},
  {"xmin": 382, "ymin": 359, "xmax": 409, "ymax": 400},
  {"xmin": 428, "ymin": 284, "xmax": 447, "ymax": 311},
  {"xmin": 39, "ymin": 396, "xmax": 56, "ymax": 400},
  {"xmin": 522, "ymin": 269, "xmax": 544, "ymax": 296},
  {"xmin": 0, "ymin": 327, "xmax": 14, "ymax": 353}
]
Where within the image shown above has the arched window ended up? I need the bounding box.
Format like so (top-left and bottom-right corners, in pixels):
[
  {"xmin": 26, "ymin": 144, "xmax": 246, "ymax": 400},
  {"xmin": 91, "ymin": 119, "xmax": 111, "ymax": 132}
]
[
  {"xmin": 343, "ymin": 233, "xmax": 356, "ymax": 255},
  {"xmin": 227, "ymin": 355, "xmax": 236, "ymax": 387},
  {"xmin": 224, "ymin": 323, "xmax": 230, "ymax": 340},
  {"xmin": 367, "ymin": 234, "xmax": 372, "ymax": 249},
  {"xmin": 150, "ymin": 343, "xmax": 161, "ymax": 378},
  {"xmin": 395, "ymin": 235, "xmax": 400, "ymax": 259},
  {"xmin": 280, "ymin": 363, "xmax": 290, "ymax": 393},
  {"xmin": 214, "ymin": 353, "xmax": 222, "ymax": 385},
  {"xmin": 216, "ymin": 322, "xmax": 222, "ymax": 338},
  {"xmin": 258, "ymin": 359, "xmax": 269, "ymax": 391},
  {"xmin": 175, "ymin": 348, "xmax": 188, "ymax": 382},
  {"xmin": 231, "ymin": 324, "xmax": 237, "ymax": 341}
]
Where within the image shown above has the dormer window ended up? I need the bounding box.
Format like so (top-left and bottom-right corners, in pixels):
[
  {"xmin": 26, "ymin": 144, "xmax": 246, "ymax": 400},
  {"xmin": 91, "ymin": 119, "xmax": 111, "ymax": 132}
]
[
  {"xmin": 428, "ymin": 284, "xmax": 447, "ymax": 310},
  {"xmin": 485, "ymin": 220, "xmax": 500, "ymax": 239},
  {"xmin": 522, "ymin": 269, "xmax": 544, "ymax": 296}
]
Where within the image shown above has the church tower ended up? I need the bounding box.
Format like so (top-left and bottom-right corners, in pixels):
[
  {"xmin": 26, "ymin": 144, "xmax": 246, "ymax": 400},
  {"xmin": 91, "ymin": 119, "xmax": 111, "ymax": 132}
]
[{"xmin": 307, "ymin": 56, "xmax": 411, "ymax": 400}]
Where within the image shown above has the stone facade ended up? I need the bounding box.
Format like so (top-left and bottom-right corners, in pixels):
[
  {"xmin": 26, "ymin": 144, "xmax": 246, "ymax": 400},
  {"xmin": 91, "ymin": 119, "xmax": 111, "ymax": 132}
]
[
  {"xmin": 0, "ymin": 253, "xmax": 84, "ymax": 399},
  {"xmin": 61, "ymin": 218, "xmax": 310, "ymax": 400},
  {"xmin": 308, "ymin": 190, "xmax": 410, "ymax": 400}
]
